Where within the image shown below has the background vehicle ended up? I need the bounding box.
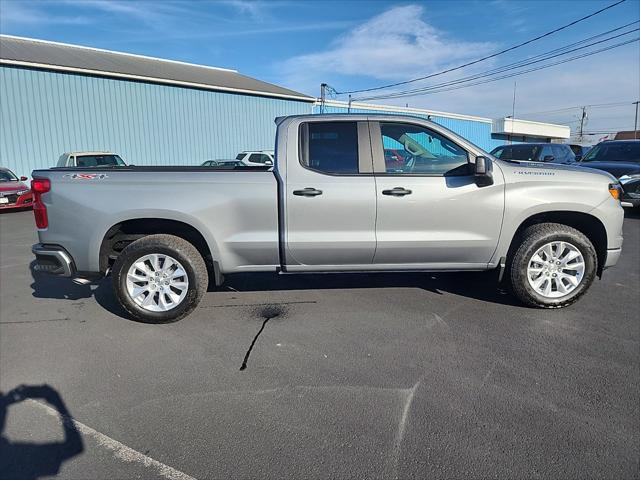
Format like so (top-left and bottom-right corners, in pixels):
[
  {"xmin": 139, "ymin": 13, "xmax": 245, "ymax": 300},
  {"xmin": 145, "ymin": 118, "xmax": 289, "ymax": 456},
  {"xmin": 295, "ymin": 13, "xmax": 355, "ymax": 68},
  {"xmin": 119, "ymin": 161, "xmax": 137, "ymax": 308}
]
[
  {"xmin": 577, "ymin": 140, "xmax": 640, "ymax": 178},
  {"xmin": 56, "ymin": 152, "xmax": 126, "ymax": 168},
  {"xmin": 619, "ymin": 174, "xmax": 640, "ymax": 208},
  {"xmin": 235, "ymin": 150, "xmax": 274, "ymax": 166},
  {"xmin": 567, "ymin": 144, "xmax": 592, "ymax": 161},
  {"xmin": 490, "ymin": 143, "xmax": 576, "ymax": 164},
  {"xmin": 0, "ymin": 167, "xmax": 32, "ymax": 210},
  {"xmin": 201, "ymin": 160, "xmax": 243, "ymax": 168},
  {"xmin": 31, "ymin": 114, "xmax": 623, "ymax": 323}
]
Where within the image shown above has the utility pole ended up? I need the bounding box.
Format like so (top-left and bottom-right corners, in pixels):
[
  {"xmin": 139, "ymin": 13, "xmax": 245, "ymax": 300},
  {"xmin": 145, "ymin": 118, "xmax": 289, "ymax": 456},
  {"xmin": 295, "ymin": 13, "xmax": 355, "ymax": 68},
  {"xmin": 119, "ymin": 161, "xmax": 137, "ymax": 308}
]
[
  {"xmin": 634, "ymin": 101, "xmax": 639, "ymax": 139},
  {"xmin": 348, "ymin": 94, "xmax": 352, "ymax": 113},
  {"xmin": 578, "ymin": 106, "xmax": 587, "ymax": 143},
  {"xmin": 320, "ymin": 83, "xmax": 327, "ymax": 114},
  {"xmin": 509, "ymin": 81, "xmax": 516, "ymax": 144}
]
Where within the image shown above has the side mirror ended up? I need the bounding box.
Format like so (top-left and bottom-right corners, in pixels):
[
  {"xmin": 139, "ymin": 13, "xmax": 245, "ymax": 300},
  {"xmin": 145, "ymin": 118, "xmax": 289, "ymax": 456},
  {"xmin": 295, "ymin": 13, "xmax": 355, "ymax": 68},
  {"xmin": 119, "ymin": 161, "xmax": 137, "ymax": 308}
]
[
  {"xmin": 20, "ymin": 176, "xmax": 28, "ymax": 181},
  {"xmin": 543, "ymin": 155, "xmax": 555, "ymax": 162},
  {"xmin": 474, "ymin": 156, "xmax": 493, "ymax": 186},
  {"xmin": 264, "ymin": 159, "xmax": 273, "ymax": 166}
]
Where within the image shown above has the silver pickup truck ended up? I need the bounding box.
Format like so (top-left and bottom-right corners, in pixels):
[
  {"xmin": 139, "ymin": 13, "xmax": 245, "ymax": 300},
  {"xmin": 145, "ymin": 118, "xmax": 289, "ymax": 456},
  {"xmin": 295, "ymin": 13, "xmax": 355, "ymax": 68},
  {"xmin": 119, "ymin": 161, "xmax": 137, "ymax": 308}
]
[{"xmin": 31, "ymin": 114, "xmax": 624, "ymax": 323}]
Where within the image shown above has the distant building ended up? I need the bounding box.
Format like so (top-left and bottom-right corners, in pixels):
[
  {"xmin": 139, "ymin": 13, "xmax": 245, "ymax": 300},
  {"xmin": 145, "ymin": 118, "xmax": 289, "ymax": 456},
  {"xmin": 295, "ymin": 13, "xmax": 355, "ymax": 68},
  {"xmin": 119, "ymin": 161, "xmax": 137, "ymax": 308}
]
[
  {"xmin": 614, "ymin": 130, "xmax": 640, "ymax": 140},
  {"xmin": 1, "ymin": 35, "xmax": 569, "ymax": 176}
]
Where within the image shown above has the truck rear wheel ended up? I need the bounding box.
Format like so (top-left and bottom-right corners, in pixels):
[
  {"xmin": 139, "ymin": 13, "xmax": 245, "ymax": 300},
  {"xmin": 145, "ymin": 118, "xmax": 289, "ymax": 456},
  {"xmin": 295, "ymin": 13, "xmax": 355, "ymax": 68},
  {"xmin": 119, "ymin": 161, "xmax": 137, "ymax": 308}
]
[
  {"xmin": 508, "ymin": 223, "xmax": 597, "ymax": 308},
  {"xmin": 112, "ymin": 234, "xmax": 208, "ymax": 323}
]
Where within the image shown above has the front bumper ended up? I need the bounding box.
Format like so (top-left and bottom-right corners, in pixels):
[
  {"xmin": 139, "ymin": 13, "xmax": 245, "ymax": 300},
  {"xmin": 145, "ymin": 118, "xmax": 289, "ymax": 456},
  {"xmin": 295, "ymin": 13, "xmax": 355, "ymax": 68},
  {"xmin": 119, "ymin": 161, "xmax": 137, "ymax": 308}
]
[
  {"xmin": 621, "ymin": 197, "xmax": 640, "ymax": 208},
  {"xmin": 32, "ymin": 244, "xmax": 75, "ymax": 277},
  {"xmin": 604, "ymin": 248, "xmax": 622, "ymax": 269},
  {"xmin": 0, "ymin": 192, "xmax": 33, "ymax": 210}
]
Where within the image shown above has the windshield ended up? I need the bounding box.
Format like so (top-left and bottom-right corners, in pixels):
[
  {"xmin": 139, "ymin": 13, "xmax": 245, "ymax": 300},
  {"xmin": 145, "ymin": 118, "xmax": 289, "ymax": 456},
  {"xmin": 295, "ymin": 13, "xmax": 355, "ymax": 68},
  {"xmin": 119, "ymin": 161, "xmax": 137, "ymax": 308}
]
[
  {"xmin": 581, "ymin": 142, "xmax": 640, "ymax": 163},
  {"xmin": 0, "ymin": 170, "xmax": 18, "ymax": 182},
  {"xmin": 491, "ymin": 145, "xmax": 540, "ymax": 161},
  {"xmin": 76, "ymin": 155, "xmax": 126, "ymax": 167}
]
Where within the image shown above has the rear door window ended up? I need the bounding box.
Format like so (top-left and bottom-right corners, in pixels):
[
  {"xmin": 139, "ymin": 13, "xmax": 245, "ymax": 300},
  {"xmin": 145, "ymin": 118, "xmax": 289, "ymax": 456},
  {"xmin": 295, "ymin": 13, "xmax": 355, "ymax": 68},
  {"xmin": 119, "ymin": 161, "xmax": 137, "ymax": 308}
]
[{"xmin": 300, "ymin": 122, "xmax": 359, "ymax": 174}]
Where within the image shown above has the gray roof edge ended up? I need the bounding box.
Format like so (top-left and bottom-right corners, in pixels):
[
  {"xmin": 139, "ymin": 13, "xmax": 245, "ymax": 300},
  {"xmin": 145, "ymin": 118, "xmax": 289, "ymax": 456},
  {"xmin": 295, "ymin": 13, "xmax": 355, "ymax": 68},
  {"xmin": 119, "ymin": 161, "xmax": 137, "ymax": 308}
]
[{"xmin": 0, "ymin": 34, "xmax": 315, "ymax": 102}]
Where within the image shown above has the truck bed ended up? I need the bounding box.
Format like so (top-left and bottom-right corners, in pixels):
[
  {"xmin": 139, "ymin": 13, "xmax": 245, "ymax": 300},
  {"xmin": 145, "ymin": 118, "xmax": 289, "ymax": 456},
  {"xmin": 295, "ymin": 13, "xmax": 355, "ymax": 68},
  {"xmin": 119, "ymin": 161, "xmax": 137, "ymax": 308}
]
[{"xmin": 32, "ymin": 167, "xmax": 280, "ymax": 274}]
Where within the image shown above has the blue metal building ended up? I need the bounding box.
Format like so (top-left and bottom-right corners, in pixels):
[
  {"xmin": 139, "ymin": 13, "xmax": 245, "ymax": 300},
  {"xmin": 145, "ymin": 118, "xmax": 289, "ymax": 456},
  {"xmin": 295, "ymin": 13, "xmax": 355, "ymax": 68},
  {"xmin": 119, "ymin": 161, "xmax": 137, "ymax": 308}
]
[{"xmin": 0, "ymin": 35, "xmax": 568, "ymax": 178}]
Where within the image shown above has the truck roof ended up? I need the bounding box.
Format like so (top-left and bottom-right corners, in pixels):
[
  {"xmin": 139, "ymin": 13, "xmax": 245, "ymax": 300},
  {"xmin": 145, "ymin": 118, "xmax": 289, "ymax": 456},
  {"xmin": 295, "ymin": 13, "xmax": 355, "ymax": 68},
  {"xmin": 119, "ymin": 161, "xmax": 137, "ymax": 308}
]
[{"xmin": 63, "ymin": 151, "xmax": 117, "ymax": 156}]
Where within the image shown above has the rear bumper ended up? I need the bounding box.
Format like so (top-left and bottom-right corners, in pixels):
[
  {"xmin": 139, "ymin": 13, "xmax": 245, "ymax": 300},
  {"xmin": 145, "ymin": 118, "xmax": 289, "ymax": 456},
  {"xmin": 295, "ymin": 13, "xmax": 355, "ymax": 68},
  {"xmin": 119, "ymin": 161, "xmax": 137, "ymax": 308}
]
[
  {"xmin": 32, "ymin": 244, "xmax": 75, "ymax": 277},
  {"xmin": 604, "ymin": 247, "xmax": 622, "ymax": 269}
]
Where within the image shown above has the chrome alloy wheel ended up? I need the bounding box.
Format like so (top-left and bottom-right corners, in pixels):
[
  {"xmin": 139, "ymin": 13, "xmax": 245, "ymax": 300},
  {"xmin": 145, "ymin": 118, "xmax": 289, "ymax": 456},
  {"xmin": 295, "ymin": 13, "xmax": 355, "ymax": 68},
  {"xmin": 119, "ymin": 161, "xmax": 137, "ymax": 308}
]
[
  {"xmin": 125, "ymin": 254, "xmax": 189, "ymax": 312},
  {"xmin": 526, "ymin": 241, "xmax": 585, "ymax": 299}
]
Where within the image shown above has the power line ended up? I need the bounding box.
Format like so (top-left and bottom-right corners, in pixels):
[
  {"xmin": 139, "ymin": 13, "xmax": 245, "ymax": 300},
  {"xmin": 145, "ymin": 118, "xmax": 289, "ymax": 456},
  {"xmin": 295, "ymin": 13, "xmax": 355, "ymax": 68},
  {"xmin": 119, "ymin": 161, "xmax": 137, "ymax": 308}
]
[
  {"xmin": 354, "ymin": 25, "xmax": 638, "ymax": 101},
  {"xmin": 354, "ymin": 37, "xmax": 639, "ymax": 101},
  {"xmin": 517, "ymin": 101, "xmax": 637, "ymax": 117},
  {"xmin": 336, "ymin": 0, "xmax": 628, "ymax": 95}
]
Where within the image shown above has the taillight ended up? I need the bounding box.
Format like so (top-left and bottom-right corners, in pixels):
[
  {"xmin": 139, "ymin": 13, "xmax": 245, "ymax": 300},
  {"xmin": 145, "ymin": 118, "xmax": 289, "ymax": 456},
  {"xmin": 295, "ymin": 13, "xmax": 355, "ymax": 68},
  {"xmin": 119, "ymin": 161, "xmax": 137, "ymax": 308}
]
[{"xmin": 31, "ymin": 178, "xmax": 51, "ymax": 229}]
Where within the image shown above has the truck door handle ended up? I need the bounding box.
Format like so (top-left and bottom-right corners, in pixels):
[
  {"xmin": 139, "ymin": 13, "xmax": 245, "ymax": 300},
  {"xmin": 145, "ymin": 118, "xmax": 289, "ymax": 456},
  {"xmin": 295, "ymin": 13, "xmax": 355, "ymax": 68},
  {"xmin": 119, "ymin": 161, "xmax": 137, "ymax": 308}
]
[
  {"xmin": 382, "ymin": 187, "xmax": 412, "ymax": 196},
  {"xmin": 293, "ymin": 188, "xmax": 323, "ymax": 197}
]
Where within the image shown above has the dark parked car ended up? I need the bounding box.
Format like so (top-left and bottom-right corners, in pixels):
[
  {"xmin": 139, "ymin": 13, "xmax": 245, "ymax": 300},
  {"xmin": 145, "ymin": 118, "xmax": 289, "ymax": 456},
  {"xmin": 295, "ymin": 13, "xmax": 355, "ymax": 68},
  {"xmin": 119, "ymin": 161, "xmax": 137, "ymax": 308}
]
[
  {"xmin": 619, "ymin": 174, "xmax": 640, "ymax": 208},
  {"xmin": 578, "ymin": 140, "xmax": 640, "ymax": 178},
  {"xmin": 201, "ymin": 160, "xmax": 245, "ymax": 168},
  {"xmin": 567, "ymin": 144, "xmax": 592, "ymax": 161},
  {"xmin": 490, "ymin": 143, "xmax": 576, "ymax": 164}
]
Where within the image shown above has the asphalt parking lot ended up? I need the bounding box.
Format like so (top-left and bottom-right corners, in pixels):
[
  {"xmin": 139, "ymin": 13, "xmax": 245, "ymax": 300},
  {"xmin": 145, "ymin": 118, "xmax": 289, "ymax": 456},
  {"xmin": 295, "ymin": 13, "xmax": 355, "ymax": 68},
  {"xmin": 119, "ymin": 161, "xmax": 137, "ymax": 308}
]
[{"xmin": 1, "ymin": 209, "xmax": 638, "ymax": 480}]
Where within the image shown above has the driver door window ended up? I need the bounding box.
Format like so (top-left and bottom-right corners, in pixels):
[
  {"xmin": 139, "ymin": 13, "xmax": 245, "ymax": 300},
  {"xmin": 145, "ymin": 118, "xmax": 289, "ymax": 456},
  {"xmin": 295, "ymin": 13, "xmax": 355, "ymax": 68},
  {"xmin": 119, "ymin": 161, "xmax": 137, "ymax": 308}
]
[{"xmin": 379, "ymin": 123, "xmax": 469, "ymax": 175}]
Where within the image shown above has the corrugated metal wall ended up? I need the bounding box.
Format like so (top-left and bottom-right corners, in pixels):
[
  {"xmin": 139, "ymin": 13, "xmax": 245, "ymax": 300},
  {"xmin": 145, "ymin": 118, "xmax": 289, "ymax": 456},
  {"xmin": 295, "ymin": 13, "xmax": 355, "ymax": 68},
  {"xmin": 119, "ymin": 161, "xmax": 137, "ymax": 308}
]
[
  {"xmin": 0, "ymin": 66, "xmax": 312, "ymax": 175},
  {"xmin": 315, "ymin": 105, "xmax": 504, "ymax": 152},
  {"xmin": 0, "ymin": 65, "xmax": 505, "ymax": 177}
]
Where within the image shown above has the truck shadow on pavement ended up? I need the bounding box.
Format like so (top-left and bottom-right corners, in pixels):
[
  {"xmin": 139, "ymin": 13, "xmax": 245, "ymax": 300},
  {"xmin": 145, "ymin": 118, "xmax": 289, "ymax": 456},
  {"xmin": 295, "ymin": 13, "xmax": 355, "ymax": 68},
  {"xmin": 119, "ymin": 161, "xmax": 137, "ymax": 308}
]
[
  {"xmin": 0, "ymin": 384, "xmax": 84, "ymax": 480},
  {"xmin": 222, "ymin": 270, "xmax": 521, "ymax": 306},
  {"xmin": 29, "ymin": 261, "xmax": 521, "ymax": 320}
]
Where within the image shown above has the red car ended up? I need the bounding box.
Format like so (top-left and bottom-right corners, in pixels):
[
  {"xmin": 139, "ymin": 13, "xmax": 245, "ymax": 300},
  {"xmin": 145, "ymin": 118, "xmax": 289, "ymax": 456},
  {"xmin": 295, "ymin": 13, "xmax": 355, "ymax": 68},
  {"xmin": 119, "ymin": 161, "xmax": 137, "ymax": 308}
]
[{"xmin": 0, "ymin": 167, "xmax": 33, "ymax": 211}]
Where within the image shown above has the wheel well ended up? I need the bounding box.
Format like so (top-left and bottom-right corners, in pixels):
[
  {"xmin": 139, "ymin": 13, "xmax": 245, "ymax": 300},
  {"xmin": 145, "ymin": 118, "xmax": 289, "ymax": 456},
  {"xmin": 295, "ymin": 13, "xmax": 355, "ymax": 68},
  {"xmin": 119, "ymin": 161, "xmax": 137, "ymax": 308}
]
[
  {"xmin": 508, "ymin": 211, "xmax": 608, "ymax": 275},
  {"xmin": 99, "ymin": 219, "xmax": 216, "ymax": 278}
]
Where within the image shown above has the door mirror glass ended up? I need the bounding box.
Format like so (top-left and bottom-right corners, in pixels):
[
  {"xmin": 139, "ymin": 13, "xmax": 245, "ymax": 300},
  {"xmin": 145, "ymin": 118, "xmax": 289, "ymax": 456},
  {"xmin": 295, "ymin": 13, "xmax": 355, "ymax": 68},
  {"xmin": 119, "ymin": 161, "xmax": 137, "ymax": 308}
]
[
  {"xmin": 20, "ymin": 176, "xmax": 28, "ymax": 181},
  {"xmin": 264, "ymin": 159, "xmax": 273, "ymax": 166}
]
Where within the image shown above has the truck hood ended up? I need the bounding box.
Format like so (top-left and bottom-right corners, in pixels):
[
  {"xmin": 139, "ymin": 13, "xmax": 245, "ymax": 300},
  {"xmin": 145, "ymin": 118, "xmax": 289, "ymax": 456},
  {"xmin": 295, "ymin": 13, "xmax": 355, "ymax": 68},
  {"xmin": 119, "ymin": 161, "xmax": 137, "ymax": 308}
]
[
  {"xmin": 496, "ymin": 159, "xmax": 617, "ymax": 183},
  {"xmin": 576, "ymin": 161, "xmax": 640, "ymax": 179}
]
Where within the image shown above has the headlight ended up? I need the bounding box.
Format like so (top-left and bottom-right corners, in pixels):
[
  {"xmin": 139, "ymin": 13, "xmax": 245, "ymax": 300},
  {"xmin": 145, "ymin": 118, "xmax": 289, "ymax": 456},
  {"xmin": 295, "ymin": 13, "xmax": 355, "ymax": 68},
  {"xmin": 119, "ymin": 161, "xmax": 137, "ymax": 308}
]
[{"xmin": 17, "ymin": 189, "xmax": 30, "ymax": 195}]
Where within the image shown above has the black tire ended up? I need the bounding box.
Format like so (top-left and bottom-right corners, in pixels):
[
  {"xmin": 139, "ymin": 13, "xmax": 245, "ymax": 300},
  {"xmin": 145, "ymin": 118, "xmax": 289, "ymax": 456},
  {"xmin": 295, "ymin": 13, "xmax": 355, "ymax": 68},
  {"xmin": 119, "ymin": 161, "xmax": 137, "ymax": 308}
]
[
  {"xmin": 112, "ymin": 234, "xmax": 208, "ymax": 323},
  {"xmin": 508, "ymin": 223, "xmax": 597, "ymax": 309}
]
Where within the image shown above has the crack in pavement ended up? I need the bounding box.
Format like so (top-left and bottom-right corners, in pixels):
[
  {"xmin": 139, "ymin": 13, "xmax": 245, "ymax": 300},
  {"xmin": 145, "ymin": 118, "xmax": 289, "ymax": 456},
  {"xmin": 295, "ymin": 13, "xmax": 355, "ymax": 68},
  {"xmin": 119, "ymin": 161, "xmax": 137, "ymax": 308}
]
[{"xmin": 239, "ymin": 305, "xmax": 285, "ymax": 371}]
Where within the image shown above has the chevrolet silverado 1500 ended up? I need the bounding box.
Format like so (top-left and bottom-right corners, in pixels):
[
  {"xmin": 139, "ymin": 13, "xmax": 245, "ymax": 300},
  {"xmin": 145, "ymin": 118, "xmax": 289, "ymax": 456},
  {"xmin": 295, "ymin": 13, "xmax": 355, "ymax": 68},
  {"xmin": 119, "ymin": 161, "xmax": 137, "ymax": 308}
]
[{"xmin": 31, "ymin": 115, "xmax": 624, "ymax": 322}]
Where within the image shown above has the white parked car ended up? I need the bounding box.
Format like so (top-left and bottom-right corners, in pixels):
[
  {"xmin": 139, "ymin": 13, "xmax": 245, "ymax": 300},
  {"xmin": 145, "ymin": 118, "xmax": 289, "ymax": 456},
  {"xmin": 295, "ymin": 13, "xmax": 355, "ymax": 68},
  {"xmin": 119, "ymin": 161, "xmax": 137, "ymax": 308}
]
[
  {"xmin": 56, "ymin": 152, "xmax": 126, "ymax": 168},
  {"xmin": 235, "ymin": 150, "xmax": 274, "ymax": 166}
]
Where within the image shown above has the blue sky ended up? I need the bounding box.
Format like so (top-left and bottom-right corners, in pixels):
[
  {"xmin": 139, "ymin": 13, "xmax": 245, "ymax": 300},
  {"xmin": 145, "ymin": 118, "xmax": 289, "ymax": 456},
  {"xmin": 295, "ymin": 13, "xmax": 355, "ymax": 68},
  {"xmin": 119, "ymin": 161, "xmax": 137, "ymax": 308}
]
[{"xmin": 1, "ymin": 0, "xmax": 639, "ymax": 136}]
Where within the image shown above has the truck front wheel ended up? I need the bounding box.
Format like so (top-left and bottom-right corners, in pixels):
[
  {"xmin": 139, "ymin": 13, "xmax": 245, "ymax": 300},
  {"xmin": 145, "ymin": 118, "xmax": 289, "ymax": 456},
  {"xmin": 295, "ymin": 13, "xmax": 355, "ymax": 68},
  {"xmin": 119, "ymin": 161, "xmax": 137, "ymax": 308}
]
[
  {"xmin": 112, "ymin": 234, "xmax": 208, "ymax": 323},
  {"xmin": 508, "ymin": 223, "xmax": 598, "ymax": 308}
]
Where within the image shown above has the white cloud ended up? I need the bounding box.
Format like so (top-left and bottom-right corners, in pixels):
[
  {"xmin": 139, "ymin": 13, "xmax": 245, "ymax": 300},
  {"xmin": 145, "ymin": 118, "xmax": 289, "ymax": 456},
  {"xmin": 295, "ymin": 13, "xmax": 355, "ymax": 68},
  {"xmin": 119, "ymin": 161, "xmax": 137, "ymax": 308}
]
[
  {"xmin": 276, "ymin": 4, "xmax": 639, "ymax": 137},
  {"xmin": 277, "ymin": 5, "xmax": 496, "ymax": 94},
  {"xmin": 0, "ymin": 0, "xmax": 91, "ymax": 28}
]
